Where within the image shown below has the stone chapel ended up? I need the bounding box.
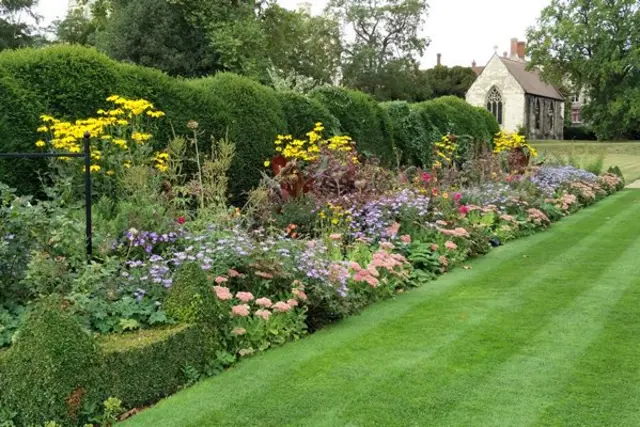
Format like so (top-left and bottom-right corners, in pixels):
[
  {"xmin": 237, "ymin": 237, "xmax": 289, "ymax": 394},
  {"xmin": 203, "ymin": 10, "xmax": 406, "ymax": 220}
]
[{"xmin": 466, "ymin": 38, "xmax": 565, "ymax": 140}]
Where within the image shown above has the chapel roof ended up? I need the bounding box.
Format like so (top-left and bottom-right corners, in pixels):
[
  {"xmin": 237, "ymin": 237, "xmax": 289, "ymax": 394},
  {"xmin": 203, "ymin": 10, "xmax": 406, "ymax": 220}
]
[{"xmin": 499, "ymin": 57, "xmax": 564, "ymax": 101}]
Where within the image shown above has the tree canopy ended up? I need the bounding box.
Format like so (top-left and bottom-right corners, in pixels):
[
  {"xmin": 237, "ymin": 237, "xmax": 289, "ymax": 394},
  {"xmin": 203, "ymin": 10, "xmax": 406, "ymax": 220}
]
[{"xmin": 527, "ymin": 0, "xmax": 640, "ymax": 140}]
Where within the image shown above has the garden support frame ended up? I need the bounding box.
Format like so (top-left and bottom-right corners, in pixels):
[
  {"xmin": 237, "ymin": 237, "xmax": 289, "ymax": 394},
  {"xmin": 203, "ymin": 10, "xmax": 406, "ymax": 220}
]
[{"xmin": 0, "ymin": 132, "xmax": 93, "ymax": 261}]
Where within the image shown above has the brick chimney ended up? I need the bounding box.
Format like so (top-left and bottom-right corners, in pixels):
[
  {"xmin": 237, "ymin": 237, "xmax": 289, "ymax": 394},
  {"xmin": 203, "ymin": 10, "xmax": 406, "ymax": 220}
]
[
  {"xmin": 510, "ymin": 38, "xmax": 518, "ymax": 59},
  {"xmin": 517, "ymin": 41, "xmax": 526, "ymax": 60},
  {"xmin": 437, "ymin": 53, "xmax": 442, "ymax": 66}
]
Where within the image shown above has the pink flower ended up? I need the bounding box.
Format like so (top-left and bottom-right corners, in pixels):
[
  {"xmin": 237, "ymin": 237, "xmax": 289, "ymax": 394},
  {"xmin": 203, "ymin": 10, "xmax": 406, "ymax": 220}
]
[
  {"xmin": 459, "ymin": 205, "xmax": 470, "ymax": 216},
  {"xmin": 431, "ymin": 244, "xmax": 439, "ymax": 251},
  {"xmin": 287, "ymin": 298, "xmax": 299, "ymax": 307},
  {"xmin": 228, "ymin": 269, "xmax": 242, "ymax": 278},
  {"xmin": 231, "ymin": 327, "xmax": 246, "ymax": 336},
  {"xmin": 386, "ymin": 222, "xmax": 400, "ymax": 238},
  {"xmin": 215, "ymin": 276, "xmax": 228, "ymax": 284},
  {"xmin": 214, "ymin": 286, "xmax": 232, "ymax": 301},
  {"xmin": 255, "ymin": 297, "xmax": 273, "ymax": 308},
  {"xmin": 440, "ymin": 255, "xmax": 449, "ymax": 266},
  {"xmin": 231, "ymin": 304, "xmax": 250, "ymax": 317},
  {"xmin": 454, "ymin": 192, "xmax": 462, "ymax": 202},
  {"xmin": 238, "ymin": 348, "xmax": 254, "ymax": 357},
  {"xmin": 400, "ymin": 234, "xmax": 411, "ymax": 244},
  {"xmin": 255, "ymin": 309, "xmax": 272, "ymax": 321},
  {"xmin": 177, "ymin": 216, "xmax": 186, "ymax": 225},
  {"xmin": 380, "ymin": 241, "xmax": 395, "ymax": 251},
  {"xmin": 273, "ymin": 301, "xmax": 292, "ymax": 313},
  {"xmin": 445, "ymin": 241, "xmax": 458, "ymax": 250},
  {"xmin": 422, "ymin": 172, "xmax": 432, "ymax": 182},
  {"xmin": 292, "ymin": 288, "xmax": 307, "ymax": 301},
  {"xmin": 255, "ymin": 271, "xmax": 274, "ymax": 279},
  {"xmin": 436, "ymin": 220, "xmax": 448, "ymax": 226},
  {"xmin": 235, "ymin": 291, "xmax": 254, "ymax": 303},
  {"xmin": 329, "ymin": 233, "xmax": 342, "ymax": 241}
]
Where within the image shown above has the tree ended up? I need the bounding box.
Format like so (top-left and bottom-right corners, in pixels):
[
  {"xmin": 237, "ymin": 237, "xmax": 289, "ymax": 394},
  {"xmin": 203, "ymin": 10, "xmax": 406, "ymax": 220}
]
[
  {"xmin": 327, "ymin": 0, "xmax": 430, "ymax": 96},
  {"xmin": 423, "ymin": 65, "xmax": 476, "ymax": 99},
  {"xmin": 527, "ymin": 0, "xmax": 640, "ymax": 140},
  {"xmin": 0, "ymin": 0, "xmax": 41, "ymax": 51},
  {"xmin": 96, "ymin": 0, "xmax": 220, "ymax": 77},
  {"xmin": 54, "ymin": 7, "xmax": 96, "ymax": 45},
  {"xmin": 262, "ymin": 5, "xmax": 342, "ymax": 85}
]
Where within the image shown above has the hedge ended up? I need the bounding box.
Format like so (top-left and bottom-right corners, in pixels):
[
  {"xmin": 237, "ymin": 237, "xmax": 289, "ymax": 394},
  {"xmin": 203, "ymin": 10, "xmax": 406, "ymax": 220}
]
[
  {"xmin": 276, "ymin": 90, "xmax": 341, "ymax": 139},
  {"xmin": 310, "ymin": 86, "xmax": 395, "ymax": 163},
  {"xmin": 564, "ymin": 125, "xmax": 597, "ymax": 141},
  {"xmin": 474, "ymin": 106, "xmax": 501, "ymax": 140},
  {"xmin": 0, "ymin": 304, "xmax": 209, "ymax": 426},
  {"xmin": 381, "ymin": 101, "xmax": 436, "ymax": 167},
  {"xmin": 189, "ymin": 73, "xmax": 287, "ymax": 201}
]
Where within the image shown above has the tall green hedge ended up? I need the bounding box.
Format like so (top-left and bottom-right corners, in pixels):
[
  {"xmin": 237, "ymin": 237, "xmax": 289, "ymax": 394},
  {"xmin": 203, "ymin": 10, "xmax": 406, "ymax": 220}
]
[
  {"xmin": 381, "ymin": 101, "xmax": 436, "ymax": 167},
  {"xmin": 474, "ymin": 106, "xmax": 501, "ymax": 140},
  {"xmin": 189, "ymin": 73, "xmax": 287, "ymax": 201},
  {"xmin": 310, "ymin": 86, "xmax": 395, "ymax": 163},
  {"xmin": 276, "ymin": 90, "xmax": 340, "ymax": 139}
]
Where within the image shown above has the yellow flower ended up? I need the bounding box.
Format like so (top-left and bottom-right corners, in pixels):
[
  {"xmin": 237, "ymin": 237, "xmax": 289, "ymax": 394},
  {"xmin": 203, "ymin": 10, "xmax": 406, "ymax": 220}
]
[
  {"xmin": 37, "ymin": 126, "xmax": 49, "ymax": 133},
  {"xmin": 106, "ymin": 170, "xmax": 115, "ymax": 176},
  {"xmin": 146, "ymin": 110, "xmax": 166, "ymax": 119},
  {"xmin": 116, "ymin": 119, "xmax": 129, "ymax": 126},
  {"xmin": 123, "ymin": 160, "xmax": 132, "ymax": 169},
  {"xmin": 131, "ymin": 132, "xmax": 152, "ymax": 144},
  {"xmin": 443, "ymin": 192, "xmax": 449, "ymax": 199},
  {"xmin": 264, "ymin": 160, "xmax": 271, "ymax": 167},
  {"xmin": 35, "ymin": 140, "xmax": 46, "ymax": 148},
  {"xmin": 40, "ymin": 115, "xmax": 55, "ymax": 123},
  {"xmin": 275, "ymin": 147, "xmax": 282, "ymax": 152}
]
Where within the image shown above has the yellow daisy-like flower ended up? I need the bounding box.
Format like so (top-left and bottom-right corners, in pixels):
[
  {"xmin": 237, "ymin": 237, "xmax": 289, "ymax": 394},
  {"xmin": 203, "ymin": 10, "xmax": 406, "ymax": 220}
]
[
  {"xmin": 443, "ymin": 192, "xmax": 449, "ymax": 200},
  {"xmin": 35, "ymin": 140, "xmax": 46, "ymax": 148},
  {"xmin": 37, "ymin": 126, "xmax": 49, "ymax": 133},
  {"xmin": 106, "ymin": 170, "xmax": 115, "ymax": 176},
  {"xmin": 264, "ymin": 160, "xmax": 271, "ymax": 167}
]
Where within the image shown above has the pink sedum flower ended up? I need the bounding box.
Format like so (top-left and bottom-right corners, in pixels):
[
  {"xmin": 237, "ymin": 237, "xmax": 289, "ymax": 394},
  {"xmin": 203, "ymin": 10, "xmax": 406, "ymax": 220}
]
[
  {"xmin": 273, "ymin": 301, "xmax": 292, "ymax": 313},
  {"xmin": 379, "ymin": 241, "xmax": 395, "ymax": 251},
  {"xmin": 231, "ymin": 304, "xmax": 250, "ymax": 317},
  {"xmin": 445, "ymin": 241, "xmax": 458, "ymax": 250},
  {"xmin": 228, "ymin": 269, "xmax": 242, "ymax": 278},
  {"xmin": 329, "ymin": 233, "xmax": 342, "ymax": 241},
  {"xmin": 215, "ymin": 276, "xmax": 228, "ymax": 284},
  {"xmin": 431, "ymin": 244, "xmax": 440, "ymax": 251},
  {"xmin": 292, "ymin": 288, "xmax": 307, "ymax": 301},
  {"xmin": 400, "ymin": 234, "xmax": 412, "ymax": 244},
  {"xmin": 255, "ymin": 297, "xmax": 273, "ymax": 308},
  {"xmin": 214, "ymin": 286, "xmax": 232, "ymax": 301},
  {"xmin": 235, "ymin": 291, "xmax": 254, "ymax": 303},
  {"xmin": 287, "ymin": 298, "xmax": 299, "ymax": 307},
  {"xmin": 255, "ymin": 309, "xmax": 272, "ymax": 321},
  {"xmin": 232, "ymin": 327, "xmax": 246, "ymax": 336}
]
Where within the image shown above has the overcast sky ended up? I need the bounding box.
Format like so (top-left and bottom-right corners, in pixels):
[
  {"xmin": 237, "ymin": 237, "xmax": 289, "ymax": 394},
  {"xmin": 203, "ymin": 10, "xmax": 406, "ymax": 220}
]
[{"xmin": 36, "ymin": 0, "xmax": 549, "ymax": 69}]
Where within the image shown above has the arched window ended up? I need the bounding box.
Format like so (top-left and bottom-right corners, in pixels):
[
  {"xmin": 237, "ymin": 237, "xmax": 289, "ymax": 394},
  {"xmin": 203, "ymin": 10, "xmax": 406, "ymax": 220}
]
[
  {"xmin": 486, "ymin": 86, "xmax": 503, "ymax": 125},
  {"xmin": 534, "ymin": 99, "xmax": 541, "ymax": 130},
  {"xmin": 548, "ymin": 102, "xmax": 555, "ymax": 130}
]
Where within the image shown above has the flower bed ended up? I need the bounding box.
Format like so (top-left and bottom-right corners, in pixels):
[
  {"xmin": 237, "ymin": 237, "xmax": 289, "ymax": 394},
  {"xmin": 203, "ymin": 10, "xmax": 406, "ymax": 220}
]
[{"xmin": 0, "ymin": 102, "xmax": 627, "ymax": 426}]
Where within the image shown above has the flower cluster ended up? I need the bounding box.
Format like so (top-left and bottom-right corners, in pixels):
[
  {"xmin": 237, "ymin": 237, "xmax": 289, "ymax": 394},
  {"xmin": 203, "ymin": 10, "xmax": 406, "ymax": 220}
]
[
  {"xmin": 267, "ymin": 123, "xmax": 356, "ymax": 165},
  {"xmin": 433, "ymin": 135, "xmax": 458, "ymax": 169},
  {"xmin": 529, "ymin": 166, "xmax": 597, "ymax": 196},
  {"xmin": 493, "ymin": 131, "xmax": 538, "ymax": 157}
]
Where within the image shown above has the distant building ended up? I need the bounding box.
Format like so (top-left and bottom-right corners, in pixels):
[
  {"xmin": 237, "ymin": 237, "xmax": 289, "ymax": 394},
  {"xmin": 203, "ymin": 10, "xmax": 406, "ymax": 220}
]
[{"xmin": 466, "ymin": 38, "xmax": 565, "ymax": 140}]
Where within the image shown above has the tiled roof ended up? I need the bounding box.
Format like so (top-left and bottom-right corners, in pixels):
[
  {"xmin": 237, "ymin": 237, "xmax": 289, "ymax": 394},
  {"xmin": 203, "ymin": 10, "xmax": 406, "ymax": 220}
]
[
  {"xmin": 472, "ymin": 66, "xmax": 485, "ymax": 76},
  {"xmin": 500, "ymin": 57, "xmax": 564, "ymax": 100}
]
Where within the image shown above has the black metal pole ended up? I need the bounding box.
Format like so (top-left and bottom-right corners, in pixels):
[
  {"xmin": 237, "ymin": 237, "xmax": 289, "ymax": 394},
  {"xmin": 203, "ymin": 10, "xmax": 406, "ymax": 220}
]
[{"xmin": 83, "ymin": 132, "xmax": 93, "ymax": 262}]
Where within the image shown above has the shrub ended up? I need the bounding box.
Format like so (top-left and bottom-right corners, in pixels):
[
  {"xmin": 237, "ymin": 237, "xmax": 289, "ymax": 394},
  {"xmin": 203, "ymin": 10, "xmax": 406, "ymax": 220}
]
[
  {"xmin": 434, "ymin": 96, "xmax": 487, "ymax": 141},
  {"xmin": 190, "ymin": 73, "xmax": 287, "ymax": 201},
  {"xmin": 310, "ymin": 86, "xmax": 395, "ymax": 163},
  {"xmin": 382, "ymin": 101, "xmax": 435, "ymax": 167},
  {"xmin": 165, "ymin": 262, "xmax": 216, "ymax": 324},
  {"xmin": 564, "ymin": 125, "xmax": 597, "ymax": 141},
  {"xmin": 412, "ymin": 100, "xmax": 450, "ymax": 137},
  {"xmin": 98, "ymin": 325, "xmax": 206, "ymax": 410},
  {"xmin": 2, "ymin": 299, "xmax": 100, "ymax": 426},
  {"xmin": 474, "ymin": 106, "xmax": 501, "ymax": 141},
  {"xmin": 276, "ymin": 91, "xmax": 340, "ymax": 139}
]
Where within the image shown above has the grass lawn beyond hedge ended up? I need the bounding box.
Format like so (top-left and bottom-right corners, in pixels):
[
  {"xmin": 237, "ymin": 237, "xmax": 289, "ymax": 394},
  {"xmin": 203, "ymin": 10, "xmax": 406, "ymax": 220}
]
[
  {"xmin": 532, "ymin": 141, "xmax": 640, "ymax": 182},
  {"xmin": 123, "ymin": 189, "xmax": 640, "ymax": 427}
]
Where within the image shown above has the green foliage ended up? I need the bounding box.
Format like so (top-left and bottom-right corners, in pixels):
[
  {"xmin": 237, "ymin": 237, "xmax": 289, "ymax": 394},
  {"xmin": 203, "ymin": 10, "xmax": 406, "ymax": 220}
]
[
  {"xmin": 474, "ymin": 106, "xmax": 500, "ymax": 141},
  {"xmin": 190, "ymin": 73, "xmax": 287, "ymax": 201},
  {"xmin": 276, "ymin": 91, "xmax": 341, "ymax": 139},
  {"xmin": 96, "ymin": 0, "xmax": 218, "ymax": 77},
  {"xmin": 434, "ymin": 96, "xmax": 488, "ymax": 141},
  {"xmin": 423, "ymin": 65, "xmax": 477, "ymax": 99},
  {"xmin": 381, "ymin": 101, "xmax": 435, "ymax": 167},
  {"xmin": 584, "ymin": 154, "xmax": 605, "ymax": 176},
  {"xmin": 526, "ymin": 0, "xmax": 640, "ymax": 140},
  {"xmin": 2, "ymin": 299, "xmax": 100, "ymax": 426},
  {"xmin": 310, "ymin": 86, "xmax": 395, "ymax": 162},
  {"xmin": 564, "ymin": 125, "xmax": 597, "ymax": 141},
  {"xmin": 98, "ymin": 325, "xmax": 206, "ymax": 410},
  {"xmin": 412, "ymin": 99, "xmax": 450, "ymax": 137},
  {"xmin": 0, "ymin": 0, "xmax": 40, "ymax": 51},
  {"xmin": 164, "ymin": 263, "xmax": 216, "ymax": 324},
  {"xmin": 608, "ymin": 165, "xmax": 624, "ymax": 181}
]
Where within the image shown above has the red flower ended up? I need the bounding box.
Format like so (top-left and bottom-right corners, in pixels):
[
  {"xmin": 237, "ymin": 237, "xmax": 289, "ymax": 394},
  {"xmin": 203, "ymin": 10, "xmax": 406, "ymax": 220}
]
[
  {"xmin": 422, "ymin": 172, "xmax": 432, "ymax": 182},
  {"xmin": 177, "ymin": 216, "xmax": 186, "ymax": 225},
  {"xmin": 459, "ymin": 205, "xmax": 470, "ymax": 216},
  {"xmin": 454, "ymin": 193, "xmax": 462, "ymax": 202},
  {"xmin": 432, "ymin": 188, "xmax": 439, "ymax": 197}
]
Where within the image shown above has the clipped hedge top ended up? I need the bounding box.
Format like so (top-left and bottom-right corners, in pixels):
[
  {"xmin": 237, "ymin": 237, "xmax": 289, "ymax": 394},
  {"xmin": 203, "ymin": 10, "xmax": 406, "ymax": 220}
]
[{"xmin": 98, "ymin": 324, "xmax": 191, "ymax": 353}]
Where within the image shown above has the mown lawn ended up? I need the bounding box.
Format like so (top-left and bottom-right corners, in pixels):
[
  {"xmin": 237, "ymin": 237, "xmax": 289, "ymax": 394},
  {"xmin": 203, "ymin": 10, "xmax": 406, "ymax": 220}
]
[
  {"xmin": 123, "ymin": 190, "xmax": 640, "ymax": 427},
  {"xmin": 532, "ymin": 141, "xmax": 640, "ymax": 182}
]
